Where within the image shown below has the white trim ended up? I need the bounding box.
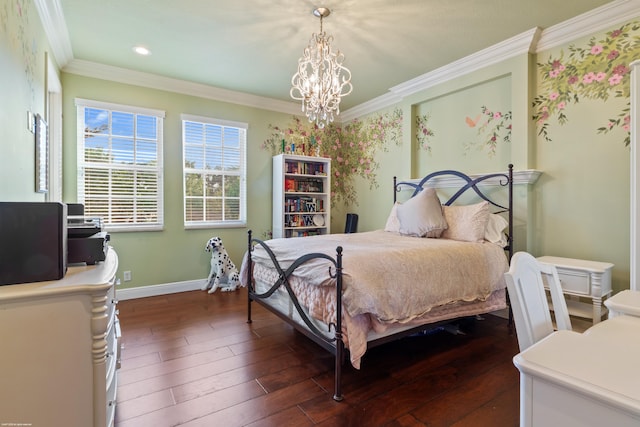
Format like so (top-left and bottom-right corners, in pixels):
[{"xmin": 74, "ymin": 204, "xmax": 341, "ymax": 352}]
[
  {"xmin": 75, "ymin": 97, "xmax": 166, "ymax": 118},
  {"xmin": 341, "ymin": 28, "xmax": 542, "ymax": 121},
  {"xmin": 117, "ymin": 279, "xmax": 205, "ymax": 300},
  {"xmin": 390, "ymin": 28, "xmax": 541, "ymax": 99},
  {"xmin": 399, "ymin": 169, "xmax": 541, "ymax": 189},
  {"xmin": 535, "ymin": 0, "xmax": 640, "ymax": 52},
  {"xmin": 41, "ymin": 0, "xmax": 639, "ymax": 122},
  {"xmin": 33, "ymin": 0, "xmax": 73, "ymax": 67},
  {"xmin": 631, "ymin": 60, "xmax": 640, "ymax": 291},
  {"xmin": 184, "ymin": 221, "xmax": 247, "ymax": 230},
  {"xmin": 339, "ymin": 92, "xmax": 404, "ymax": 122},
  {"xmin": 65, "ymin": 59, "xmax": 301, "ymax": 115},
  {"xmin": 46, "ymin": 53, "xmax": 63, "ymax": 202},
  {"xmin": 181, "ymin": 114, "xmax": 248, "ymax": 129}
]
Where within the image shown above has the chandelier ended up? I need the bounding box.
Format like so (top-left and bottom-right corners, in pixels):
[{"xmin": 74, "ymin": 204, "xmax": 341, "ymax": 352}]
[{"xmin": 290, "ymin": 7, "xmax": 353, "ymax": 129}]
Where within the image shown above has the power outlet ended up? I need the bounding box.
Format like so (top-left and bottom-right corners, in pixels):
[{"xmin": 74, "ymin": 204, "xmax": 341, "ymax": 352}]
[{"xmin": 123, "ymin": 271, "xmax": 132, "ymax": 282}]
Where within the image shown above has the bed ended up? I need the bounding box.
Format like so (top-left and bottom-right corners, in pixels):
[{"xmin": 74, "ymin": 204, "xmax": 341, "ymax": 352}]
[{"xmin": 240, "ymin": 165, "xmax": 514, "ymax": 401}]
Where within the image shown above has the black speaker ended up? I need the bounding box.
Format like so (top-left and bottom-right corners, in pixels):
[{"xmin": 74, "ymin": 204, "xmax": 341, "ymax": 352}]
[
  {"xmin": 345, "ymin": 213, "xmax": 358, "ymax": 233},
  {"xmin": 0, "ymin": 202, "xmax": 68, "ymax": 285}
]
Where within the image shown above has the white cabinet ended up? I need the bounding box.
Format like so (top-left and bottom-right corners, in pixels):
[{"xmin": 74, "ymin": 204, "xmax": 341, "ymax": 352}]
[
  {"xmin": 273, "ymin": 154, "xmax": 331, "ymax": 238},
  {"xmin": 0, "ymin": 248, "xmax": 120, "ymax": 427},
  {"xmin": 537, "ymin": 256, "xmax": 613, "ymax": 325}
]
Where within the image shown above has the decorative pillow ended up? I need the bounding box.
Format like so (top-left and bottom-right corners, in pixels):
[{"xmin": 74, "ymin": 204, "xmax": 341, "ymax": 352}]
[
  {"xmin": 485, "ymin": 213, "xmax": 509, "ymax": 247},
  {"xmin": 384, "ymin": 203, "xmax": 400, "ymax": 233},
  {"xmin": 396, "ymin": 188, "xmax": 448, "ymax": 237},
  {"xmin": 441, "ymin": 201, "xmax": 490, "ymax": 242}
]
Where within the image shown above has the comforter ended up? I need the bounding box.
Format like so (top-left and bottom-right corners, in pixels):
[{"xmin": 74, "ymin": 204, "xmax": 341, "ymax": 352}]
[{"xmin": 241, "ymin": 230, "xmax": 508, "ymax": 367}]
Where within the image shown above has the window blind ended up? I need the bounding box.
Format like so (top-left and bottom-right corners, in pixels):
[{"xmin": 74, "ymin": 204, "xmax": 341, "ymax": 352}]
[
  {"xmin": 181, "ymin": 114, "xmax": 247, "ymax": 228},
  {"xmin": 76, "ymin": 98, "xmax": 165, "ymax": 231}
]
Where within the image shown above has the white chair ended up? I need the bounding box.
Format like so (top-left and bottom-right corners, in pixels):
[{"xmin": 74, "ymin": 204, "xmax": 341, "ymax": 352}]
[{"xmin": 504, "ymin": 251, "xmax": 572, "ymax": 351}]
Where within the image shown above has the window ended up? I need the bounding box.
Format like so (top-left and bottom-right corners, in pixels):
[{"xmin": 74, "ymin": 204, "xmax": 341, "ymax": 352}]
[
  {"xmin": 181, "ymin": 114, "xmax": 247, "ymax": 228},
  {"xmin": 76, "ymin": 99, "xmax": 164, "ymax": 231}
]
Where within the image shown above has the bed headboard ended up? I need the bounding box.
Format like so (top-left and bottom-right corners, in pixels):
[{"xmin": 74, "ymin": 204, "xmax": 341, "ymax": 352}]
[{"xmin": 393, "ymin": 164, "xmax": 514, "ymax": 260}]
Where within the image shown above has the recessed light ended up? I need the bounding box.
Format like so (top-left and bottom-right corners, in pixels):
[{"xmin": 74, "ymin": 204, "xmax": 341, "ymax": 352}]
[{"xmin": 133, "ymin": 46, "xmax": 151, "ymax": 56}]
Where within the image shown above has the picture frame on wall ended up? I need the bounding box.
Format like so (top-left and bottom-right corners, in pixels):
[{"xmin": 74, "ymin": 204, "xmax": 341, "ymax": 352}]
[{"xmin": 35, "ymin": 113, "xmax": 48, "ymax": 193}]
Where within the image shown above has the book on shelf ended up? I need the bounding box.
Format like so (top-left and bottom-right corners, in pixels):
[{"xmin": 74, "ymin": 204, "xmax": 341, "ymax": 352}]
[
  {"xmin": 283, "ymin": 178, "xmax": 324, "ymax": 193},
  {"xmin": 285, "ymin": 161, "xmax": 326, "ymax": 176}
]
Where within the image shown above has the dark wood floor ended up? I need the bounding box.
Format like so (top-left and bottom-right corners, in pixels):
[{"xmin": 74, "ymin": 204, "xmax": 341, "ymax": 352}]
[{"xmin": 114, "ymin": 288, "xmax": 520, "ymax": 427}]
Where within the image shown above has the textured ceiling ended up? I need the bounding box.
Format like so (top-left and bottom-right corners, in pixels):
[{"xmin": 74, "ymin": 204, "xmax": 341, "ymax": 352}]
[{"xmin": 58, "ymin": 0, "xmax": 616, "ymax": 111}]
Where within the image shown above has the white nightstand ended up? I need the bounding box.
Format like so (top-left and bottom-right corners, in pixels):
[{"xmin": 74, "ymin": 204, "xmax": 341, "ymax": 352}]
[{"xmin": 536, "ymin": 256, "xmax": 614, "ymax": 325}]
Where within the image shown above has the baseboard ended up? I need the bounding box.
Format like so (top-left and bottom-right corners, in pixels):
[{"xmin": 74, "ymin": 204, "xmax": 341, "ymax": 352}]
[{"xmin": 117, "ymin": 279, "xmax": 206, "ymax": 300}]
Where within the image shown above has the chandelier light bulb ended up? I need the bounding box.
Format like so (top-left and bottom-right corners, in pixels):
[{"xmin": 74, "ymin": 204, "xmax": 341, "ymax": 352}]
[{"xmin": 290, "ymin": 7, "xmax": 352, "ymax": 129}]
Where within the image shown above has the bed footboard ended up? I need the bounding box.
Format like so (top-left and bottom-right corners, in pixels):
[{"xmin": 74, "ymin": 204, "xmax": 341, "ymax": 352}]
[{"xmin": 245, "ymin": 230, "xmax": 345, "ymax": 401}]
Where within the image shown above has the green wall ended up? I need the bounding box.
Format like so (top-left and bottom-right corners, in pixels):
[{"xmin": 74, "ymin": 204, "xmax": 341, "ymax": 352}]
[
  {"xmin": 348, "ymin": 55, "xmax": 534, "ymax": 256},
  {"xmin": 0, "ymin": 0, "xmax": 52, "ymax": 201},
  {"xmin": 531, "ymin": 26, "xmax": 632, "ymax": 293},
  {"xmin": 61, "ymin": 74, "xmax": 294, "ymax": 289}
]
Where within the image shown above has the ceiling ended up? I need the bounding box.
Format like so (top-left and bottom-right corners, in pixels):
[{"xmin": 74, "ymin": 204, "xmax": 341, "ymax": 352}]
[{"xmin": 56, "ymin": 0, "xmax": 618, "ymax": 114}]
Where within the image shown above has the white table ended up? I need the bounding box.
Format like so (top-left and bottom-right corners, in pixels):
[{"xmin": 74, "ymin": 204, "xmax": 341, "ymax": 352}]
[
  {"xmin": 605, "ymin": 290, "xmax": 640, "ymax": 318},
  {"xmin": 513, "ymin": 315, "xmax": 640, "ymax": 427},
  {"xmin": 536, "ymin": 256, "xmax": 613, "ymax": 324}
]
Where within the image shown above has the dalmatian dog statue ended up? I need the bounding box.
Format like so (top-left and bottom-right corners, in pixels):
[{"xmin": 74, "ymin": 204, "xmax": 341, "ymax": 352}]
[{"xmin": 203, "ymin": 237, "xmax": 240, "ymax": 293}]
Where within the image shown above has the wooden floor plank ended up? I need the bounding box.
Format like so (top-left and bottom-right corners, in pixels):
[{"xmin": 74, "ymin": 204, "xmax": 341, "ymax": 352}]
[
  {"xmin": 244, "ymin": 406, "xmax": 315, "ymax": 427},
  {"xmin": 115, "ymin": 289, "xmax": 521, "ymax": 426},
  {"xmin": 449, "ymin": 386, "xmax": 519, "ymax": 427}
]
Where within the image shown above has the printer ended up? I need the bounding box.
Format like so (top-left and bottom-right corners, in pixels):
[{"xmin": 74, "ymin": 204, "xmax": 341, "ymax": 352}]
[{"xmin": 67, "ymin": 204, "xmax": 110, "ymax": 265}]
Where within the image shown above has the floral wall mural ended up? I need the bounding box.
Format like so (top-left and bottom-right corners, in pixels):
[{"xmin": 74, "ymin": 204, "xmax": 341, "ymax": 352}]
[
  {"xmin": 414, "ymin": 104, "xmax": 511, "ymax": 158},
  {"xmin": 1, "ymin": 0, "xmax": 38, "ymax": 107},
  {"xmin": 463, "ymin": 106, "xmax": 512, "ymax": 157},
  {"xmin": 262, "ymin": 109, "xmax": 402, "ymax": 206},
  {"xmin": 415, "ymin": 113, "xmax": 435, "ymax": 152},
  {"xmin": 533, "ymin": 21, "xmax": 639, "ymax": 146}
]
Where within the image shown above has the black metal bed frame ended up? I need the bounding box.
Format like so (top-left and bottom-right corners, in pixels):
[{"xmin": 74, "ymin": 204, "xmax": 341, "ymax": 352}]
[{"xmin": 246, "ymin": 164, "xmax": 514, "ymax": 401}]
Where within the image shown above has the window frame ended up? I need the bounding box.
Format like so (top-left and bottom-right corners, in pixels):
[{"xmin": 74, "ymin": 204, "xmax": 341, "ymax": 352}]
[
  {"xmin": 181, "ymin": 114, "xmax": 247, "ymax": 229},
  {"xmin": 75, "ymin": 98, "xmax": 165, "ymax": 232}
]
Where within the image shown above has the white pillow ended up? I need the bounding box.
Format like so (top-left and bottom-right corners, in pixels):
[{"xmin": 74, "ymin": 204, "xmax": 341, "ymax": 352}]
[
  {"xmin": 384, "ymin": 203, "xmax": 400, "ymax": 233},
  {"xmin": 441, "ymin": 201, "xmax": 490, "ymax": 242},
  {"xmin": 485, "ymin": 213, "xmax": 509, "ymax": 246},
  {"xmin": 396, "ymin": 188, "xmax": 448, "ymax": 238}
]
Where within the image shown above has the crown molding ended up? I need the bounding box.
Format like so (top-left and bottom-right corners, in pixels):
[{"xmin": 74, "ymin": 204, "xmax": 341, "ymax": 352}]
[
  {"xmin": 339, "ymin": 91, "xmax": 403, "ymax": 122},
  {"xmin": 39, "ymin": 0, "xmax": 639, "ymax": 120},
  {"xmin": 390, "ymin": 28, "xmax": 541, "ymax": 99},
  {"xmin": 33, "ymin": 0, "xmax": 73, "ymax": 67},
  {"xmin": 341, "ymin": 27, "xmax": 542, "ymax": 120},
  {"xmin": 343, "ymin": 0, "xmax": 640, "ymax": 120},
  {"xmin": 63, "ymin": 59, "xmax": 301, "ymax": 115},
  {"xmin": 536, "ymin": 0, "xmax": 640, "ymax": 52}
]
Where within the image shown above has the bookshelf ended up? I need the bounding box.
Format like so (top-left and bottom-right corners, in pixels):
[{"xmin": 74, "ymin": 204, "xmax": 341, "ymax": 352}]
[{"xmin": 273, "ymin": 154, "xmax": 331, "ymax": 238}]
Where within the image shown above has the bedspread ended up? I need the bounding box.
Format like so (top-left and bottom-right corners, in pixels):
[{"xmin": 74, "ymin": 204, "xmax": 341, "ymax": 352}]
[
  {"xmin": 241, "ymin": 230, "xmax": 508, "ymax": 367},
  {"xmin": 243, "ymin": 230, "xmax": 507, "ymax": 320}
]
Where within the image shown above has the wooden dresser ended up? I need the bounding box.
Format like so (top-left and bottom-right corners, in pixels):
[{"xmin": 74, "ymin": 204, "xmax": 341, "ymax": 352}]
[{"xmin": 0, "ymin": 248, "xmax": 120, "ymax": 427}]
